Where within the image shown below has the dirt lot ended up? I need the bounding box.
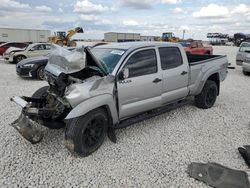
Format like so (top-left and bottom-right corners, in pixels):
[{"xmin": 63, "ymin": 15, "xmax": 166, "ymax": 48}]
[{"xmin": 0, "ymin": 46, "xmax": 249, "ymax": 187}]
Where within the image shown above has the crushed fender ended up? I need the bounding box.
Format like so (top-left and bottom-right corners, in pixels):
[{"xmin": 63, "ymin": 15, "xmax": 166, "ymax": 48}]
[
  {"xmin": 188, "ymin": 162, "xmax": 250, "ymax": 188},
  {"xmin": 11, "ymin": 113, "xmax": 43, "ymax": 144}
]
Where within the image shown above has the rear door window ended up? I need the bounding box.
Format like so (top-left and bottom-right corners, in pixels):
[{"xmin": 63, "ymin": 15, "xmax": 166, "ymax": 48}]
[
  {"xmin": 159, "ymin": 47, "xmax": 183, "ymax": 70},
  {"xmin": 124, "ymin": 49, "xmax": 157, "ymax": 78}
]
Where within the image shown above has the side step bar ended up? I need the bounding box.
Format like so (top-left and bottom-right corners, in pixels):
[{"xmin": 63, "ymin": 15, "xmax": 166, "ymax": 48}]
[{"xmin": 118, "ymin": 99, "xmax": 192, "ymax": 129}]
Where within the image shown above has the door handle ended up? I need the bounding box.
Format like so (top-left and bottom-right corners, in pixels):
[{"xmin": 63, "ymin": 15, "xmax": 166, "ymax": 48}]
[
  {"xmin": 153, "ymin": 78, "xmax": 162, "ymax": 83},
  {"xmin": 181, "ymin": 71, "xmax": 188, "ymax": 75}
]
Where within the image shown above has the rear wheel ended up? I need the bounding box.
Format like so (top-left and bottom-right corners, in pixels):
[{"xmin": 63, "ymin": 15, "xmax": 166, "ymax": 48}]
[
  {"xmin": 65, "ymin": 108, "xmax": 108, "ymax": 157},
  {"xmin": 195, "ymin": 80, "xmax": 218, "ymax": 109},
  {"xmin": 37, "ymin": 66, "xmax": 45, "ymax": 80},
  {"xmin": 56, "ymin": 40, "xmax": 64, "ymax": 46},
  {"xmin": 69, "ymin": 41, "xmax": 77, "ymax": 47}
]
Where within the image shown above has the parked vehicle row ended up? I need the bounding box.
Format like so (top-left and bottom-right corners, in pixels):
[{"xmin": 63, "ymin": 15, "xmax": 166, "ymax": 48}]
[
  {"xmin": 3, "ymin": 43, "xmax": 51, "ymax": 63},
  {"xmin": 10, "ymin": 42, "xmax": 229, "ymax": 156}
]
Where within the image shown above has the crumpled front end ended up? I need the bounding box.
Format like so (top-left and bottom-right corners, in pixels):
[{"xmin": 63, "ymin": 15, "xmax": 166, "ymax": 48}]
[{"xmin": 10, "ymin": 85, "xmax": 71, "ymax": 144}]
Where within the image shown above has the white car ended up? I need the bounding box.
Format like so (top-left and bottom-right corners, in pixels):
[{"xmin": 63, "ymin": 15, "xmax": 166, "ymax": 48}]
[
  {"xmin": 3, "ymin": 43, "xmax": 51, "ymax": 63},
  {"xmin": 236, "ymin": 42, "xmax": 250, "ymax": 66}
]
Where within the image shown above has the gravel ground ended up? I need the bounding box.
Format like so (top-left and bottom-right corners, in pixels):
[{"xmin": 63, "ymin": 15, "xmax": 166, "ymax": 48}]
[{"xmin": 0, "ymin": 46, "xmax": 250, "ymax": 187}]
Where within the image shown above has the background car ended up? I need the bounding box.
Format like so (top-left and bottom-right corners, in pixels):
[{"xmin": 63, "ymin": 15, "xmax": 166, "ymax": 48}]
[
  {"xmin": 242, "ymin": 54, "xmax": 250, "ymax": 76},
  {"xmin": 236, "ymin": 42, "xmax": 250, "ymax": 66},
  {"xmin": 16, "ymin": 56, "xmax": 48, "ymax": 80},
  {"xmin": 3, "ymin": 43, "xmax": 51, "ymax": 63},
  {"xmin": 16, "ymin": 47, "xmax": 76, "ymax": 80},
  {"xmin": 0, "ymin": 42, "xmax": 28, "ymax": 56},
  {"xmin": 180, "ymin": 40, "xmax": 213, "ymax": 55}
]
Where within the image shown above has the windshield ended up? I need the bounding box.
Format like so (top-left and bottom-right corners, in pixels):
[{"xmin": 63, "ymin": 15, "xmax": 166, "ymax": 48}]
[{"xmin": 91, "ymin": 48, "xmax": 125, "ymax": 73}]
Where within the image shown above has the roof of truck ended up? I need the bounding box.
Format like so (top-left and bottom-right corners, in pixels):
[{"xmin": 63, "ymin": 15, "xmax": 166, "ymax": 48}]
[{"xmin": 95, "ymin": 41, "xmax": 181, "ymax": 50}]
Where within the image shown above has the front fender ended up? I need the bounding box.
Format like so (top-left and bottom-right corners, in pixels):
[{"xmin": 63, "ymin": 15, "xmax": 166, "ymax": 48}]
[{"xmin": 65, "ymin": 94, "xmax": 118, "ymax": 124}]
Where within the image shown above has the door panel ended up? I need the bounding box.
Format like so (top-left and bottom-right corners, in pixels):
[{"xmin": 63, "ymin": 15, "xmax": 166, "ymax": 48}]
[
  {"xmin": 117, "ymin": 49, "xmax": 162, "ymax": 119},
  {"xmin": 118, "ymin": 74, "xmax": 162, "ymax": 118},
  {"xmin": 158, "ymin": 47, "xmax": 189, "ymax": 104}
]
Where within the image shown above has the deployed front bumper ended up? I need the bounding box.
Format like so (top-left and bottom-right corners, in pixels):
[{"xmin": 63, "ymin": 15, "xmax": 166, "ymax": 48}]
[{"xmin": 10, "ymin": 96, "xmax": 50, "ymax": 143}]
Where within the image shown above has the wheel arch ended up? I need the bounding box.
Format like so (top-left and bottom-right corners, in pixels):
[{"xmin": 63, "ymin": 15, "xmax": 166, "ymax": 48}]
[
  {"xmin": 65, "ymin": 94, "xmax": 118, "ymax": 126},
  {"xmin": 196, "ymin": 72, "xmax": 220, "ymax": 96},
  {"xmin": 207, "ymin": 73, "xmax": 220, "ymax": 96}
]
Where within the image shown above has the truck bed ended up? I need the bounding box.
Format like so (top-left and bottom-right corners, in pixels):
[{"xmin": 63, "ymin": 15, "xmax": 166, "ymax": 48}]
[
  {"xmin": 187, "ymin": 54, "xmax": 224, "ymax": 65},
  {"xmin": 187, "ymin": 54, "xmax": 228, "ymax": 96}
]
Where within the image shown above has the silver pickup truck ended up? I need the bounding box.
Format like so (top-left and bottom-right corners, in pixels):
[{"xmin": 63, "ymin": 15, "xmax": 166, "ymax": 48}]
[{"xmin": 10, "ymin": 42, "xmax": 228, "ymax": 156}]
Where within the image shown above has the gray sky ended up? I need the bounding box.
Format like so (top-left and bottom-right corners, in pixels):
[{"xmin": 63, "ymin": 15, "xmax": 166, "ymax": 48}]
[{"xmin": 0, "ymin": 0, "xmax": 250, "ymax": 40}]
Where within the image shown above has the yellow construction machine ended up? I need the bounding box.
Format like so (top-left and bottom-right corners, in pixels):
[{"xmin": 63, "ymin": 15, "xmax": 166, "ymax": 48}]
[
  {"xmin": 162, "ymin": 32, "xmax": 180, "ymax": 42},
  {"xmin": 48, "ymin": 27, "xmax": 84, "ymax": 47}
]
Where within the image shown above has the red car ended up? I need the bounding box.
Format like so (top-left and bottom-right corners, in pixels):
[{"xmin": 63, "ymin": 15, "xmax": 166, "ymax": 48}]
[
  {"xmin": 180, "ymin": 41, "xmax": 213, "ymax": 55},
  {"xmin": 0, "ymin": 42, "xmax": 28, "ymax": 55}
]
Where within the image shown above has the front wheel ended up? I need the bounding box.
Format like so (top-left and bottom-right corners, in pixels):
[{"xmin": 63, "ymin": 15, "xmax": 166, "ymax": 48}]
[
  {"xmin": 195, "ymin": 80, "xmax": 218, "ymax": 109},
  {"xmin": 65, "ymin": 108, "xmax": 108, "ymax": 157},
  {"xmin": 37, "ymin": 66, "xmax": 45, "ymax": 80}
]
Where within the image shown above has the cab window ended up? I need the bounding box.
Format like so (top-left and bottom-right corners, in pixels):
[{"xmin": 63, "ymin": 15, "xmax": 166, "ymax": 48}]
[
  {"xmin": 159, "ymin": 47, "xmax": 183, "ymax": 70},
  {"xmin": 124, "ymin": 49, "xmax": 157, "ymax": 78}
]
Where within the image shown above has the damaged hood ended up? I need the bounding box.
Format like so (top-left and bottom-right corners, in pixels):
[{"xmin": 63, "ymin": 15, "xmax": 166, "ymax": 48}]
[{"xmin": 45, "ymin": 44, "xmax": 107, "ymax": 77}]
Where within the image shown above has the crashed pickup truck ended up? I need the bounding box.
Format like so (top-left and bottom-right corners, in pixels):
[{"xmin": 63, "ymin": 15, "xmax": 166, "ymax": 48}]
[{"xmin": 10, "ymin": 42, "xmax": 228, "ymax": 157}]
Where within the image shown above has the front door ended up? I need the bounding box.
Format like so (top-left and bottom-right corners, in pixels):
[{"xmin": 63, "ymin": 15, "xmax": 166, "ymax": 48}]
[
  {"xmin": 158, "ymin": 47, "xmax": 189, "ymax": 104},
  {"xmin": 117, "ymin": 48, "xmax": 162, "ymax": 119}
]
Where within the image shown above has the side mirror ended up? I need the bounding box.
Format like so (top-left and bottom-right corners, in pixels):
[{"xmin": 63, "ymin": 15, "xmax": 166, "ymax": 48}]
[
  {"xmin": 118, "ymin": 68, "xmax": 129, "ymax": 80},
  {"xmin": 29, "ymin": 48, "xmax": 34, "ymax": 51}
]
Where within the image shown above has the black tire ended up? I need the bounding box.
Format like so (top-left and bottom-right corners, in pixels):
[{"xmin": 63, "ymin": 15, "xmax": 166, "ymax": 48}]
[
  {"xmin": 32, "ymin": 86, "xmax": 49, "ymax": 98},
  {"xmin": 32, "ymin": 86, "xmax": 65, "ymax": 129},
  {"xmin": 69, "ymin": 41, "xmax": 76, "ymax": 47},
  {"xmin": 243, "ymin": 70, "xmax": 250, "ymax": 76},
  {"xmin": 56, "ymin": 40, "xmax": 64, "ymax": 46},
  {"xmin": 65, "ymin": 108, "xmax": 108, "ymax": 157},
  {"xmin": 195, "ymin": 80, "xmax": 218, "ymax": 109},
  {"xmin": 37, "ymin": 66, "xmax": 45, "ymax": 80},
  {"xmin": 14, "ymin": 55, "xmax": 26, "ymax": 64}
]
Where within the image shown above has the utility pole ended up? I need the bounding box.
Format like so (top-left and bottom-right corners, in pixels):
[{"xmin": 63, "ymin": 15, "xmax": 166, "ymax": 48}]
[{"xmin": 183, "ymin": 30, "xmax": 186, "ymax": 40}]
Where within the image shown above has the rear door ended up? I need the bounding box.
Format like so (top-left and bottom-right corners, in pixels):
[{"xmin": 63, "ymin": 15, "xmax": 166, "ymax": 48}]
[
  {"xmin": 159, "ymin": 47, "xmax": 189, "ymax": 104},
  {"xmin": 117, "ymin": 48, "xmax": 162, "ymax": 119},
  {"xmin": 28, "ymin": 44, "xmax": 50, "ymax": 57}
]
